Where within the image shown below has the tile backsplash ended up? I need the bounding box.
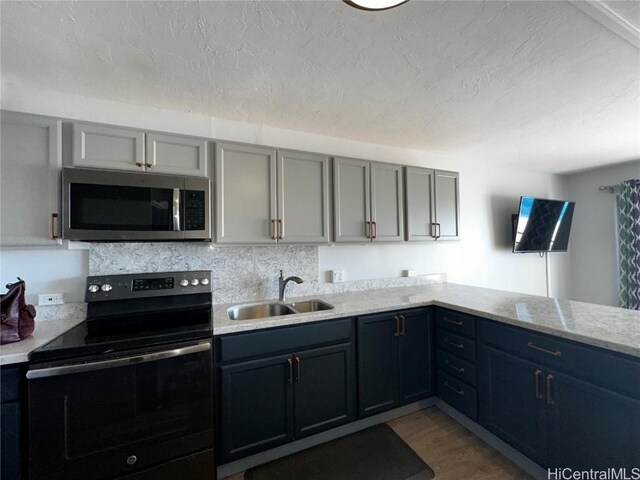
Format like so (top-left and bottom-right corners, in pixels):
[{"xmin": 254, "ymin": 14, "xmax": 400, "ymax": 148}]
[{"xmin": 89, "ymin": 243, "xmax": 443, "ymax": 304}]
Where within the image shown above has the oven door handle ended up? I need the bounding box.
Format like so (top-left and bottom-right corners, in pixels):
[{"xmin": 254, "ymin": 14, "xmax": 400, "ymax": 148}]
[
  {"xmin": 26, "ymin": 342, "xmax": 211, "ymax": 379},
  {"xmin": 172, "ymin": 188, "xmax": 181, "ymax": 231}
]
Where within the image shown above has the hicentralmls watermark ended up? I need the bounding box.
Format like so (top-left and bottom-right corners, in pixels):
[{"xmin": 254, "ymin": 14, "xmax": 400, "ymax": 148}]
[{"xmin": 548, "ymin": 468, "xmax": 640, "ymax": 480}]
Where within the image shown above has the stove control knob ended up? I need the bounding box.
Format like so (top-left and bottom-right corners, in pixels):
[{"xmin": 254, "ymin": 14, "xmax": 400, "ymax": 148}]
[
  {"xmin": 180, "ymin": 279, "xmax": 189, "ymax": 287},
  {"xmin": 200, "ymin": 278, "xmax": 210, "ymax": 286},
  {"xmin": 88, "ymin": 284, "xmax": 100, "ymax": 293},
  {"xmin": 101, "ymin": 283, "xmax": 113, "ymax": 292},
  {"xmin": 190, "ymin": 279, "xmax": 200, "ymax": 286}
]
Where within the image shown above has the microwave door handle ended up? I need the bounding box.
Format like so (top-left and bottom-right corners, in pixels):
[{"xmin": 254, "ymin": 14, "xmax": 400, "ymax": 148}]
[
  {"xmin": 26, "ymin": 342, "xmax": 212, "ymax": 379},
  {"xmin": 172, "ymin": 188, "xmax": 181, "ymax": 231}
]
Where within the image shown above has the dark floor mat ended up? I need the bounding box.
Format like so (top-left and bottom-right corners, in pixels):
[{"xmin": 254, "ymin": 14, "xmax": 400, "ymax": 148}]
[{"xmin": 245, "ymin": 423, "xmax": 435, "ymax": 480}]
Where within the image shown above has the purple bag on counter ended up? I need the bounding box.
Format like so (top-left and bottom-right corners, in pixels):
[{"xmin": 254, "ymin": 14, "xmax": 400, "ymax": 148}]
[{"xmin": 1, "ymin": 277, "xmax": 36, "ymax": 344}]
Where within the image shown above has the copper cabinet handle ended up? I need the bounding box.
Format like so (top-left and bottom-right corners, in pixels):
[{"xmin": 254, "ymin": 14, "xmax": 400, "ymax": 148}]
[
  {"xmin": 534, "ymin": 369, "xmax": 543, "ymax": 399},
  {"xmin": 49, "ymin": 213, "xmax": 60, "ymax": 239},
  {"xmin": 287, "ymin": 358, "xmax": 293, "ymax": 384},
  {"xmin": 527, "ymin": 342, "xmax": 561, "ymax": 357},
  {"xmin": 443, "ymin": 317, "xmax": 463, "ymax": 326},
  {"xmin": 444, "ymin": 338, "xmax": 464, "ymax": 349},
  {"xmin": 444, "ymin": 381, "xmax": 465, "ymax": 396},
  {"xmin": 546, "ymin": 374, "xmax": 555, "ymax": 404},
  {"xmin": 271, "ymin": 220, "xmax": 277, "ymax": 240},
  {"xmin": 399, "ymin": 314, "xmax": 406, "ymax": 336},
  {"xmin": 295, "ymin": 356, "xmax": 301, "ymax": 383},
  {"xmin": 444, "ymin": 360, "xmax": 464, "ymax": 373},
  {"xmin": 278, "ymin": 219, "xmax": 284, "ymax": 240},
  {"xmin": 372, "ymin": 221, "xmax": 377, "ymax": 239},
  {"xmin": 394, "ymin": 316, "xmax": 400, "ymax": 337}
]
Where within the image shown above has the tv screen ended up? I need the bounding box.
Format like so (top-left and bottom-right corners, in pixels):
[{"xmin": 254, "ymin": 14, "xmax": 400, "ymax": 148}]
[{"xmin": 513, "ymin": 196, "xmax": 575, "ymax": 253}]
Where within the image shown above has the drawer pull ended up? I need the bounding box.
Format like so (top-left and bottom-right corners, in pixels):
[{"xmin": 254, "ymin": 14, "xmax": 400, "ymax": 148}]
[
  {"xmin": 444, "ymin": 338, "xmax": 464, "ymax": 349},
  {"xmin": 394, "ymin": 316, "xmax": 400, "ymax": 337},
  {"xmin": 444, "ymin": 360, "xmax": 464, "ymax": 373},
  {"xmin": 534, "ymin": 369, "xmax": 543, "ymax": 399},
  {"xmin": 443, "ymin": 317, "xmax": 463, "ymax": 326},
  {"xmin": 527, "ymin": 342, "xmax": 561, "ymax": 357},
  {"xmin": 49, "ymin": 213, "xmax": 60, "ymax": 239},
  {"xmin": 287, "ymin": 358, "xmax": 293, "ymax": 384},
  {"xmin": 399, "ymin": 314, "xmax": 406, "ymax": 336},
  {"xmin": 295, "ymin": 356, "xmax": 301, "ymax": 383},
  {"xmin": 271, "ymin": 219, "xmax": 277, "ymax": 240},
  {"xmin": 546, "ymin": 374, "xmax": 555, "ymax": 404},
  {"xmin": 444, "ymin": 381, "xmax": 465, "ymax": 396}
]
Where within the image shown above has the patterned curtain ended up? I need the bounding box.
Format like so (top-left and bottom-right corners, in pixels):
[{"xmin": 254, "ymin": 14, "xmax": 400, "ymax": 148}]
[{"xmin": 617, "ymin": 179, "xmax": 640, "ymax": 310}]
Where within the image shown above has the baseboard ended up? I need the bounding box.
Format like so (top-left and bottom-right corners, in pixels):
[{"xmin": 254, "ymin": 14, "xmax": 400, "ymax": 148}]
[
  {"xmin": 216, "ymin": 397, "xmax": 437, "ymax": 479},
  {"xmin": 436, "ymin": 399, "xmax": 548, "ymax": 480}
]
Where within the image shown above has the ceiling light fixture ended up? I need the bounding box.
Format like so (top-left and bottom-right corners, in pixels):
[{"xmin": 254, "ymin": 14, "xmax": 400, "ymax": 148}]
[{"xmin": 344, "ymin": 0, "xmax": 409, "ymax": 11}]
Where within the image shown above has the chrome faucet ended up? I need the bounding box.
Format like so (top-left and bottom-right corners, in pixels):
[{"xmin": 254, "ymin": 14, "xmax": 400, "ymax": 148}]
[{"xmin": 278, "ymin": 270, "xmax": 303, "ymax": 302}]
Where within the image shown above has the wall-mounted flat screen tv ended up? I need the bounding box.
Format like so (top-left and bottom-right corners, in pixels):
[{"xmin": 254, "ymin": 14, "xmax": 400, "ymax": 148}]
[{"xmin": 512, "ymin": 196, "xmax": 575, "ymax": 253}]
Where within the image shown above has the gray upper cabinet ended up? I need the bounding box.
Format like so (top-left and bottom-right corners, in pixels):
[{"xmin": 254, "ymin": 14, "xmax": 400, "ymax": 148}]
[
  {"xmin": 405, "ymin": 167, "xmax": 460, "ymax": 241},
  {"xmin": 370, "ymin": 162, "xmax": 404, "ymax": 242},
  {"xmin": 277, "ymin": 150, "xmax": 330, "ymax": 244},
  {"xmin": 216, "ymin": 143, "xmax": 330, "ymax": 244},
  {"xmin": 333, "ymin": 157, "xmax": 371, "ymax": 243},
  {"xmin": 1, "ymin": 111, "xmax": 62, "ymax": 246},
  {"xmin": 145, "ymin": 133, "xmax": 208, "ymax": 177},
  {"xmin": 70, "ymin": 122, "xmax": 145, "ymax": 172},
  {"xmin": 333, "ymin": 157, "xmax": 404, "ymax": 243},
  {"xmin": 216, "ymin": 142, "xmax": 277, "ymax": 244}
]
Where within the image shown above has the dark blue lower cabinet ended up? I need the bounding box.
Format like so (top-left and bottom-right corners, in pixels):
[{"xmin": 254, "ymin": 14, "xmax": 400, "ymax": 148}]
[
  {"xmin": 293, "ymin": 343, "xmax": 356, "ymax": 439},
  {"xmin": 479, "ymin": 346, "xmax": 547, "ymax": 465},
  {"xmin": 1, "ymin": 401, "xmax": 21, "ymax": 480},
  {"xmin": 220, "ymin": 354, "xmax": 295, "ymax": 463},
  {"xmin": 547, "ymin": 370, "xmax": 640, "ymax": 470},
  {"xmin": 398, "ymin": 310, "xmax": 433, "ymax": 405}
]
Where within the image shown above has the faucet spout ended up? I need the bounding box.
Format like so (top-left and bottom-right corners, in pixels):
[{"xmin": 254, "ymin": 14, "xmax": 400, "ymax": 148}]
[{"xmin": 279, "ymin": 270, "xmax": 304, "ymax": 302}]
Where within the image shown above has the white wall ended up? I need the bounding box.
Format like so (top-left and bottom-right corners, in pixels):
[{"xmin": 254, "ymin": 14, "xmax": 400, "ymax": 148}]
[
  {"xmin": 565, "ymin": 161, "xmax": 640, "ymax": 307},
  {"xmin": 1, "ymin": 82, "xmax": 571, "ymax": 305}
]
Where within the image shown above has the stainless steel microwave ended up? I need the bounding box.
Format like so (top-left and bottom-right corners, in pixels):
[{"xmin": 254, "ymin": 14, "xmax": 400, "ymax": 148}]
[{"xmin": 62, "ymin": 167, "xmax": 211, "ymax": 241}]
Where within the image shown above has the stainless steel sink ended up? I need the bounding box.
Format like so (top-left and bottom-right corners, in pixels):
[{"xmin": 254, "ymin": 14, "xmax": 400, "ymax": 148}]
[
  {"xmin": 227, "ymin": 302, "xmax": 297, "ymax": 321},
  {"xmin": 287, "ymin": 299, "xmax": 334, "ymax": 313},
  {"xmin": 227, "ymin": 298, "xmax": 334, "ymax": 320}
]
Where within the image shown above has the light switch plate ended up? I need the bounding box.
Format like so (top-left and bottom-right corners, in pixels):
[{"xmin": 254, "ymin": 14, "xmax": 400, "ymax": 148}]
[
  {"xmin": 38, "ymin": 293, "xmax": 64, "ymax": 306},
  {"xmin": 331, "ymin": 270, "xmax": 345, "ymax": 283}
]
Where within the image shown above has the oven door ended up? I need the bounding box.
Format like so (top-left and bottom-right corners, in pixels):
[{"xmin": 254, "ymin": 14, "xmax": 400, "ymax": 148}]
[
  {"xmin": 27, "ymin": 341, "xmax": 213, "ymax": 480},
  {"xmin": 62, "ymin": 168, "xmax": 210, "ymax": 241}
]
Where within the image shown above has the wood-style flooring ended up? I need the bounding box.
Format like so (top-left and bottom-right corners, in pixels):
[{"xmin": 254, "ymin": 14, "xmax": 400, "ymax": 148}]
[{"xmin": 224, "ymin": 407, "xmax": 532, "ymax": 479}]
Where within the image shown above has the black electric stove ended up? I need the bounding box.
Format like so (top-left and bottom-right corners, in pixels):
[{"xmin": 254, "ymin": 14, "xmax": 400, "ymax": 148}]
[{"xmin": 31, "ymin": 270, "xmax": 213, "ymax": 363}]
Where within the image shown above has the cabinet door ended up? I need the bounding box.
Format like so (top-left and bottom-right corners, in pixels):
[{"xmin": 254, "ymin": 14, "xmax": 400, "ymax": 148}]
[
  {"xmin": 479, "ymin": 346, "xmax": 547, "ymax": 465},
  {"xmin": 333, "ymin": 157, "xmax": 371, "ymax": 243},
  {"xmin": 1, "ymin": 402, "xmax": 21, "ymax": 480},
  {"xmin": 277, "ymin": 150, "xmax": 330, "ymax": 244},
  {"xmin": 219, "ymin": 354, "xmax": 294, "ymax": 462},
  {"xmin": 71, "ymin": 122, "xmax": 145, "ymax": 172},
  {"xmin": 398, "ymin": 309, "xmax": 433, "ymax": 405},
  {"xmin": 370, "ymin": 162, "xmax": 404, "ymax": 242},
  {"xmin": 145, "ymin": 133, "xmax": 208, "ymax": 177},
  {"xmin": 215, "ymin": 142, "xmax": 277, "ymax": 244},
  {"xmin": 434, "ymin": 170, "xmax": 460, "ymax": 239},
  {"xmin": 293, "ymin": 343, "xmax": 356, "ymax": 439},
  {"xmin": 405, "ymin": 167, "xmax": 436, "ymax": 242},
  {"xmin": 1, "ymin": 111, "xmax": 62, "ymax": 246},
  {"xmin": 547, "ymin": 371, "xmax": 640, "ymax": 470},
  {"xmin": 357, "ymin": 313, "xmax": 399, "ymax": 417}
]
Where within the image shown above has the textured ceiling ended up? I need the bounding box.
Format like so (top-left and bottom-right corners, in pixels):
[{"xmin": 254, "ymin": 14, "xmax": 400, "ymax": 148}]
[{"xmin": 1, "ymin": 1, "xmax": 638, "ymax": 173}]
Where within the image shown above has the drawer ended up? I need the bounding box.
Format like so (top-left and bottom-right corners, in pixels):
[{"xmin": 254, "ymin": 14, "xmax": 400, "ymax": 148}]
[
  {"xmin": 482, "ymin": 320, "xmax": 640, "ymax": 399},
  {"xmin": 219, "ymin": 318, "xmax": 353, "ymax": 364},
  {"xmin": 436, "ymin": 329, "xmax": 476, "ymax": 363},
  {"xmin": 437, "ymin": 370, "xmax": 477, "ymax": 420},
  {"xmin": 437, "ymin": 349, "xmax": 476, "ymax": 386},
  {"xmin": 436, "ymin": 308, "xmax": 476, "ymax": 338},
  {"xmin": 1, "ymin": 365, "xmax": 23, "ymax": 403}
]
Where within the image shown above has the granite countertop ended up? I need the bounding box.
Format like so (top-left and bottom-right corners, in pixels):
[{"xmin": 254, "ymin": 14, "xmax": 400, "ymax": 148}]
[
  {"xmin": 2, "ymin": 283, "xmax": 638, "ymax": 366},
  {"xmin": 213, "ymin": 283, "xmax": 640, "ymax": 358}
]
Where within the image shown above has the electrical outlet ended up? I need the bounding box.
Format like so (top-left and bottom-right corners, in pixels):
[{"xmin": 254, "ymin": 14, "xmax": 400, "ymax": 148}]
[
  {"xmin": 403, "ymin": 269, "xmax": 417, "ymax": 277},
  {"xmin": 331, "ymin": 270, "xmax": 345, "ymax": 283},
  {"xmin": 38, "ymin": 293, "xmax": 64, "ymax": 306}
]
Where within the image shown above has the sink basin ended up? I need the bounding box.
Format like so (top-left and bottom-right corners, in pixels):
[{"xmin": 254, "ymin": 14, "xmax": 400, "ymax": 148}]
[
  {"xmin": 227, "ymin": 303, "xmax": 296, "ymax": 321},
  {"xmin": 287, "ymin": 299, "xmax": 335, "ymax": 313},
  {"xmin": 227, "ymin": 299, "xmax": 334, "ymax": 320}
]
